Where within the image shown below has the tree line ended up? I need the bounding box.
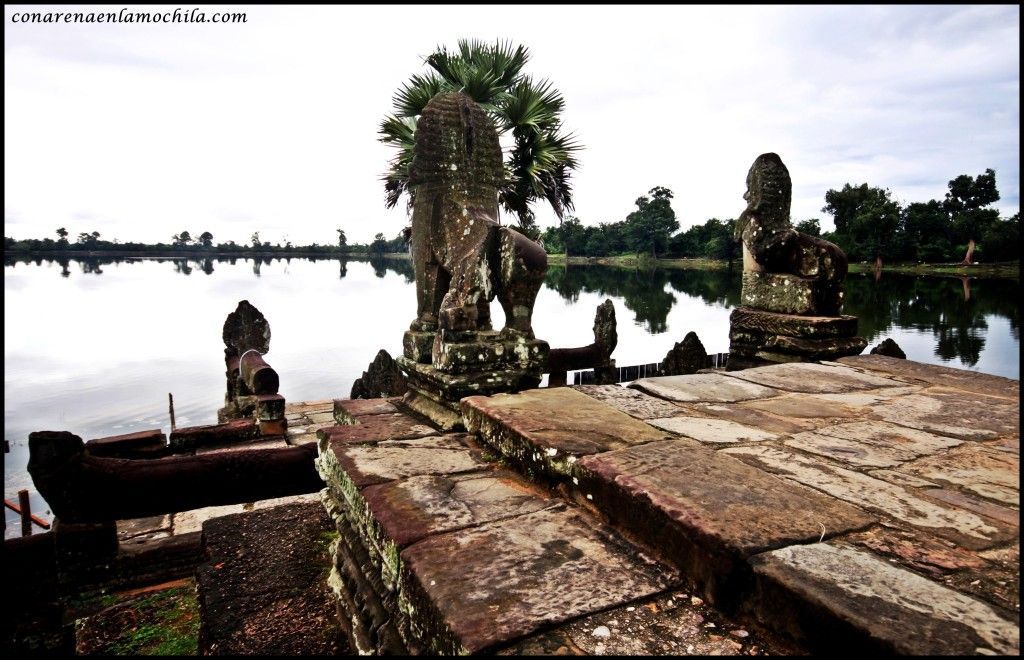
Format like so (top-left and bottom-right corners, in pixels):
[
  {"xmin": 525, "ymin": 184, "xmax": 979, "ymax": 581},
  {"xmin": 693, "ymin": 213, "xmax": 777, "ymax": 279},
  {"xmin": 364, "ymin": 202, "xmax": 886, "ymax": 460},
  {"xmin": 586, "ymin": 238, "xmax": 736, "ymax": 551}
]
[
  {"xmin": 540, "ymin": 168, "xmax": 1018, "ymax": 265},
  {"xmin": 3, "ymin": 226, "xmax": 410, "ymax": 256}
]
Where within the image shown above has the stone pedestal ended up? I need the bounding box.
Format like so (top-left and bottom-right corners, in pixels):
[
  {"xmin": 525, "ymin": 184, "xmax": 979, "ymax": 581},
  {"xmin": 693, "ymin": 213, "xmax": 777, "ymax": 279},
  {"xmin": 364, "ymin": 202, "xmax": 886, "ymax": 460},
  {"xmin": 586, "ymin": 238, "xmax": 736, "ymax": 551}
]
[
  {"xmin": 727, "ymin": 307, "xmax": 866, "ymax": 371},
  {"xmin": 399, "ymin": 330, "xmax": 548, "ymax": 430}
]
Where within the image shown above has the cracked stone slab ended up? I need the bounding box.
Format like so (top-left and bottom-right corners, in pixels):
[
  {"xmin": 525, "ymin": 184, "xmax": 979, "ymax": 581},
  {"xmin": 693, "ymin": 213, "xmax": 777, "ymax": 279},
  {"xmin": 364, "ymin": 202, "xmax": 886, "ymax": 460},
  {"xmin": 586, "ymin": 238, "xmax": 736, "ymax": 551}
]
[
  {"xmin": 574, "ymin": 438, "xmax": 872, "ymax": 606},
  {"xmin": 921, "ymin": 489, "xmax": 1019, "ymax": 527},
  {"xmin": 842, "ymin": 526, "xmax": 988, "ymax": 578},
  {"xmin": 196, "ymin": 438, "xmax": 289, "ymax": 455},
  {"xmin": 674, "ymin": 402, "xmax": 812, "ymax": 435},
  {"xmin": 572, "ymin": 384, "xmax": 688, "ymax": 420},
  {"xmin": 326, "ymin": 434, "xmax": 487, "ymax": 488},
  {"xmin": 783, "ymin": 421, "xmax": 963, "ymax": 469},
  {"xmin": 899, "ymin": 444, "xmax": 1020, "ymax": 507},
  {"xmin": 739, "ymin": 392, "xmax": 870, "ymax": 420},
  {"xmin": 867, "ymin": 387, "xmax": 1019, "ymax": 441},
  {"xmin": 837, "ymin": 355, "xmax": 1020, "ymax": 400},
  {"xmin": 648, "ymin": 416, "xmax": 779, "ymax": 444},
  {"xmin": 284, "ymin": 399, "xmax": 333, "ymax": 414},
  {"xmin": 630, "ymin": 373, "xmax": 779, "ymax": 403},
  {"xmin": 361, "ymin": 471, "xmax": 556, "ymax": 549},
  {"xmin": 117, "ymin": 514, "xmax": 172, "ymax": 541},
  {"xmin": 461, "ymin": 388, "xmax": 672, "ymax": 474},
  {"xmin": 723, "ymin": 445, "xmax": 1014, "ymax": 549},
  {"xmin": 724, "ymin": 362, "xmax": 906, "ymax": 393},
  {"xmin": 316, "ymin": 413, "xmax": 439, "ymax": 446},
  {"xmin": 750, "ymin": 542, "xmax": 1019, "ymax": 655},
  {"xmin": 399, "ymin": 506, "xmax": 677, "ymax": 654},
  {"xmin": 333, "ymin": 397, "xmax": 401, "ymax": 424}
]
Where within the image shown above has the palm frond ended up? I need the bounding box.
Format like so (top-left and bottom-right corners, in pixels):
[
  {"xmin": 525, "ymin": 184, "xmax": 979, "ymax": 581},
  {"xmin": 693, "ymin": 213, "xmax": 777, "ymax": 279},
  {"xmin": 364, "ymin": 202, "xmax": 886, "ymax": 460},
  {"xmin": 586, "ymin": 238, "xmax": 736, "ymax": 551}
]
[
  {"xmin": 393, "ymin": 73, "xmax": 448, "ymax": 118},
  {"xmin": 498, "ymin": 77, "xmax": 565, "ymax": 133}
]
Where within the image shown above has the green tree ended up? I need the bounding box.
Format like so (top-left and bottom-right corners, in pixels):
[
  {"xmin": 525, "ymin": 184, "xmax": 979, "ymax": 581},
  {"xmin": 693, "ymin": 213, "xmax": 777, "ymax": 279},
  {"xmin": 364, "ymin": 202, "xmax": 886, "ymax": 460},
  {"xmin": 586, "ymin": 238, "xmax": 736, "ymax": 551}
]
[
  {"xmin": 199, "ymin": 231, "xmax": 214, "ymax": 248},
  {"xmin": 794, "ymin": 218, "xmax": 821, "ymax": 237},
  {"xmin": 56, "ymin": 227, "xmax": 69, "ymax": 248},
  {"xmin": 379, "ymin": 39, "xmax": 582, "ymax": 237},
  {"xmin": 624, "ymin": 187, "xmax": 678, "ymax": 258},
  {"xmin": 336, "ymin": 228, "xmax": 347, "ymax": 251},
  {"xmin": 980, "ymin": 213, "xmax": 1019, "ymax": 262},
  {"xmin": 943, "ymin": 168, "xmax": 1000, "ymax": 264},
  {"xmin": 901, "ymin": 200, "xmax": 952, "ymax": 262},
  {"xmin": 822, "ymin": 184, "xmax": 902, "ymax": 262},
  {"xmin": 173, "ymin": 231, "xmax": 192, "ymax": 247},
  {"xmin": 250, "ymin": 232, "xmax": 261, "ymax": 249},
  {"xmin": 369, "ymin": 232, "xmax": 387, "ymax": 255}
]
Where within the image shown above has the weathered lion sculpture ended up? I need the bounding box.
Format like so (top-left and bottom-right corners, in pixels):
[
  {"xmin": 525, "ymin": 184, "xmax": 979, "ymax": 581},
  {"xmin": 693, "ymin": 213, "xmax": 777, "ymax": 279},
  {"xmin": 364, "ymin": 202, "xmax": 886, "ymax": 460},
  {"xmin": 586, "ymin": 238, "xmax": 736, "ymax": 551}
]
[{"xmin": 407, "ymin": 92, "xmax": 547, "ymax": 339}]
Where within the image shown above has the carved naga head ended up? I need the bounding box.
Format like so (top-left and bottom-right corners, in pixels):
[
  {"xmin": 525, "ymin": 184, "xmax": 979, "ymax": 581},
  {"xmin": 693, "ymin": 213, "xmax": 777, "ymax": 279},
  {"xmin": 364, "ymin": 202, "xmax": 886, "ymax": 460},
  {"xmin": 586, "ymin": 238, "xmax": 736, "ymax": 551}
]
[{"xmin": 737, "ymin": 153, "xmax": 793, "ymax": 240}]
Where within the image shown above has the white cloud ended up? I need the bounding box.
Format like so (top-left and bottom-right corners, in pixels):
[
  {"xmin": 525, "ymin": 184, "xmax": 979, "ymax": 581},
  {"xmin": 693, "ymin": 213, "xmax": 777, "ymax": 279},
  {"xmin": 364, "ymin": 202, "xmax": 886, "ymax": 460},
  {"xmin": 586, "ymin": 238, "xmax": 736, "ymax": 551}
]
[{"xmin": 4, "ymin": 5, "xmax": 1019, "ymax": 243}]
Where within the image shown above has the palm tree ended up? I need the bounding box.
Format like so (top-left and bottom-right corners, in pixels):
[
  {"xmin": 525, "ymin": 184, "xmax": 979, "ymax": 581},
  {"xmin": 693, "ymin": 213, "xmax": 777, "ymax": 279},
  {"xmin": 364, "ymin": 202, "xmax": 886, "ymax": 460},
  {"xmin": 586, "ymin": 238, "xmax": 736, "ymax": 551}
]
[{"xmin": 379, "ymin": 39, "xmax": 582, "ymax": 238}]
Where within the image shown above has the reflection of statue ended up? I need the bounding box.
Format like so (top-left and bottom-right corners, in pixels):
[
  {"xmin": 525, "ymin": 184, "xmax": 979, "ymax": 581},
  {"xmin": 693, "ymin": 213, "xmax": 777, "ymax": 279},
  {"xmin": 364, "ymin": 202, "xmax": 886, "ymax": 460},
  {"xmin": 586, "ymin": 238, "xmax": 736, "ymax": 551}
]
[
  {"xmin": 735, "ymin": 153, "xmax": 847, "ymax": 316},
  {"xmin": 408, "ymin": 92, "xmax": 547, "ymax": 339},
  {"xmin": 728, "ymin": 153, "xmax": 865, "ymax": 369}
]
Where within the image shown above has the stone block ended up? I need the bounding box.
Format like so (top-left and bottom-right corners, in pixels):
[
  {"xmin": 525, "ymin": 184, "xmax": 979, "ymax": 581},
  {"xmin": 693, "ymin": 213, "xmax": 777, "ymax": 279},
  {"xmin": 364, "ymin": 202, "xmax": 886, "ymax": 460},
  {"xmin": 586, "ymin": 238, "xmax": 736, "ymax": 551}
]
[
  {"xmin": 255, "ymin": 393, "xmax": 286, "ymax": 421},
  {"xmin": 574, "ymin": 438, "xmax": 873, "ymax": 607},
  {"xmin": 333, "ymin": 398, "xmax": 400, "ymax": 424},
  {"xmin": 258, "ymin": 419, "xmax": 287, "ymax": 437},
  {"xmin": 740, "ymin": 272, "xmax": 817, "ymax": 315},
  {"xmin": 868, "ymin": 388, "xmax": 1019, "ymax": 441},
  {"xmin": 320, "ymin": 434, "xmax": 486, "ymax": 488},
  {"xmin": 749, "ymin": 543, "xmax": 1018, "ymax": 655},
  {"xmin": 315, "ymin": 413, "xmax": 438, "ymax": 446},
  {"xmin": 730, "ymin": 307, "xmax": 859, "ymax": 339},
  {"xmin": 403, "ymin": 330, "xmax": 435, "ymax": 364},
  {"xmin": 647, "ymin": 416, "xmax": 779, "ymax": 444},
  {"xmin": 837, "ymin": 354, "xmax": 1020, "ymax": 400},
  {"xmin": 85, "ymin": 429, "xmax": 166, "ymax": 458},
  {"xmin": 783, "ymin": 420, "xmax": 963, "ymax": 469},
  {"xmin": 398, "ymin": 506, "xmax": 676, "ymax": 654},
  {"xmin": 724, "ymin": 361, "xmax": 905, "ymax": 394},
  {"xmin": 168, "ymin": 419, "xmax": 259, "ymax": 452},
  {"xmin": 573, "ymin": 384, "xmax": 688, "ymax": 420},
  {"xmin": 630, "ymin": 373, "xmax": 779, "ymax": 403}
]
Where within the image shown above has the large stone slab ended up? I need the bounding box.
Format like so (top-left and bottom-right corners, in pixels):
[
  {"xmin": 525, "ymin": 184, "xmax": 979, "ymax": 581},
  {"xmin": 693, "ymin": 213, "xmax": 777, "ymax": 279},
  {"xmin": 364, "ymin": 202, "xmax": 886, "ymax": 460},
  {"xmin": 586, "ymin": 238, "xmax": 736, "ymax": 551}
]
[
  {"xmin": 723, "ymin": 445, "xmax": 1014, "ymax": 549},
  {"xmin": 837, "ymin": 354, "xmax": 1020, "ymax": 400},
  {"xmin": 723, "ymin": 361, "xmax": 905, "ymax": 393},
  {"xmin": 360, "ymin": 471, "xmax": 556, "ymax": 549},
  {"xmin": 900, "ymin": 444, "xmax": 1019, "ymax": 506},
  {"xmin": 573, "ymin": 438, "xmax": 873, "ymax": 607},
  {"xmin": 461, "ymin": 388, "xmax": 672, "ymax": 478},
  {"xmin": 323, "ymin": 434, "xmax": 487, "ymax": 488},
  {"xmin": 674, "ymin": 402, "xmax": 813, "ymax": 435},
  {"xmin": 648, "ymin": 416, "xmax": 778, "ymax": 444},
  {"xmin": 749, "ymin": 543, "xmax": 1019, "ymax": 655},
  {"xmin": 630, "ymin": 373, "xmax": 779, "ymax": 403},
  {"xmin": 739, "ymin": 392, "xmax": 869, "ymax": 420},
  {"xmin": 783, "ymin": 421, "xmax": 963, "ymax": 469},
  {"xmin": 398, "ymin": 506, "xmax": 676, "ymax": 654},
  {"xmin": 333, "ymin": 397, "xmax": 401, "ymax": 424},
  {"xmin": 572, "ymin": 384, "xmax": 688, "ymax": 420},
  {"xmin": 315, "ymin": 412, "xmax": 438, "ymax": 446},
  {"xmin": 867, "ymin": 387, "xmax": 1019, "ymax": 441},
  {"xmin": 731, "ymin": 306, "xmax": 859, "ymax": 338}
]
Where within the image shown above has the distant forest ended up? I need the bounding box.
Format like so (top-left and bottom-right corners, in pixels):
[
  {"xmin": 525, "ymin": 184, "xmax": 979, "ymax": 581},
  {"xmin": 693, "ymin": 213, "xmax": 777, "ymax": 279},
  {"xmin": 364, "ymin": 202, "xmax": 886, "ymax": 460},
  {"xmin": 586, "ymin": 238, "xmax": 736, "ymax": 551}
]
[
  {"xmin": 5, "ymin": 168, "xmax": 1018, "ymax": 265},
  {"xmin": 540, "ymin": 168, "xmax": 1019, "ymax": 264}
]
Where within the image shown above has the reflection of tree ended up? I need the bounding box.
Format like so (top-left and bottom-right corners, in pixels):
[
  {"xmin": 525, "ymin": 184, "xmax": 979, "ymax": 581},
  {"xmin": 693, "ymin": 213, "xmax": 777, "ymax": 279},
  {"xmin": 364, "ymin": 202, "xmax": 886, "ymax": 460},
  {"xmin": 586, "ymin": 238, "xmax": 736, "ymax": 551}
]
[
  {"xmin": 252, "ymin": 258, "xmax": 261, "ymax": 277},
  {"xmin": 369, "ymin": 255, "xmax": 387, "ymax": 278},
  {"xmin": 545, "ymin": 265, "xmax": 685, "ymax": 333},
  {"xmin": 58, "ymin": 257, "xmax": 71, "ymax": 278},
  {"xmin": 367, "ymin": 255, "xmax": 415, "ymax": 281},
  {"xmin": 80, "ymin": 258, "xmax": 103, "ymax": 275},
  {"xmin": 843, "ymin": 273, "xmax": 1019, "ymax": 367},
  {"xmin": 339, "ymin": 259, "xmax": 348, "ymax": 279},
  {"xmin": 173, "ymin": 259, "xmax": 192, "ymax": 276},
  {"xmin": 201, "ymin": 258, "xmax": 214, "ymax": 275}
]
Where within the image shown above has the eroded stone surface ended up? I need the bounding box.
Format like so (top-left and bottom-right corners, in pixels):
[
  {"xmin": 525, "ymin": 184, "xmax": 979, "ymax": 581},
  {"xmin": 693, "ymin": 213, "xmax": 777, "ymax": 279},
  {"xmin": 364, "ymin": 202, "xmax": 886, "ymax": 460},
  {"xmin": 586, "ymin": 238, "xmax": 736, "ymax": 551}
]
[
  {"xmin": 399, "ymin": 506, "xmax": 676, "ymax": 654},
  {"xmin": 739, "ymin": 392, "xmax": 868, "ymax": 420},
  {"xmin": 316, "ymin": 413, "xmax": 438, "ymax": 446},
  {"xmin": 361, "ymin": 471, "xmax": 555, "ymax": 549},
  {"xmin": 649, "ymin": 416, "xmax": 779, "ymax": 444},
  {"xmin": 116, "ymin": 514, "xmax": 172, "ymax": 541},
  {"xmin": 783, "ymin": 421, "xmax": 962, "ymax": 468},
  {"xmin": 838, "ymin": 354, "xmax": 1020, "ymax": 400},
  {"xmin": 461, "ymin": 388, "xmax": 671, "ymax": 467},
  {"xmin": 630, "ymin": 373, "xmax": 779, "ymax": 403},
  {"xmin": 675, "ymin": 402, "xmax": 812, "ymax": 435},
  {"xmin": 867, "ymin": 387, "xmax": 1019, "ymax": 441},
  {"xmin": 326, "ymin": 434, "xmax": 486, "ymax": 488},
  {"xmin": 333, "ymin": 397, "xmax": 401, "ymax": 424},
  {"xmin": 574, "ymin": 439, "xmax": 872, "ymax": 605},
  {"xmin": 723, "ymin": 445, "xmax": 1013, "ymax": 549},
  {"xmin": 750, "ymin": 543, "xmax": 1019, "ymax": 655},
  {"xmin": 572, "ymin": 384, "xmax": 688, "ymax": 420},
  {"xmin": 724, "ymin": 362, "xmax": 905, "ymax": 393},
  {"xmin": 900, "ymin": 444, "xmax": 1020, "ymax": 506}
]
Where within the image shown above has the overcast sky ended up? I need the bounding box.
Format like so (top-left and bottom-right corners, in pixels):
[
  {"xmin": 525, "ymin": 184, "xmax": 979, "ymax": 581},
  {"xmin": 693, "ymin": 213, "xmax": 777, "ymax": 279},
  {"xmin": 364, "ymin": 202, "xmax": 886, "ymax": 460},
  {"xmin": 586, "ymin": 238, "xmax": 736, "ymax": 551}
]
[{"xmin": 4, "ymin": 4, "xmax": 1020, "ymax": 246}]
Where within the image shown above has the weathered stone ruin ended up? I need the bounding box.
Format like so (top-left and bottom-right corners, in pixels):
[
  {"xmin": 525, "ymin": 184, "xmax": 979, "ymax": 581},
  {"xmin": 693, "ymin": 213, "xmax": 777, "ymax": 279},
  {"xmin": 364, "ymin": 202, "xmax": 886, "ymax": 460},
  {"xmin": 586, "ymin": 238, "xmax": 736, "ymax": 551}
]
[
  {"xmin": 728, "ymin": 153, "xmax": 866, "ymax": 369},
  {"xmin": 659, "ymin": 330, "xmax": 709, "ymax": 376},
  {"xmin": 546, "ymin": 299, "xmax": 618, "ymax": 386},
  {"xmin": 396, "ymin": 92, "xmax": 550, "ymax": 428},
  {"xmin": 217, "ymin": 300, "xmax": 287, "ymax": 435},
  {"xmin": 350, "ymin": 349, "xmax": 408, "ymax": 399},
  {"xmin": 871, "ymin": 337, "xmax": 907, "ymax": 359}
]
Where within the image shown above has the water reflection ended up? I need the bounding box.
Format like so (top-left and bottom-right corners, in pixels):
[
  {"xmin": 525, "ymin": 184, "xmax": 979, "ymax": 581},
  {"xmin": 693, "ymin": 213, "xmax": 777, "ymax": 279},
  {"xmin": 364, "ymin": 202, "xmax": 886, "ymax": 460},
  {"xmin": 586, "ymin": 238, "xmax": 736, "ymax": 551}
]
[{"xmin": 3, "ymin": 255, "xmax": 1018, "ymax": 372}]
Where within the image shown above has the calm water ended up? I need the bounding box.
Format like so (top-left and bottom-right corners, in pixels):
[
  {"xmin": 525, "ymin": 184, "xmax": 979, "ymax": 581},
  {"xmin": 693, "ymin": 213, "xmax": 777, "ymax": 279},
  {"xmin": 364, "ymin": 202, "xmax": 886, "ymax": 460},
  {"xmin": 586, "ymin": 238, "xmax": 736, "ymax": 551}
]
[{"xmin": 4, "ymin": 255, "xmax": 1019, "ymax": 536}]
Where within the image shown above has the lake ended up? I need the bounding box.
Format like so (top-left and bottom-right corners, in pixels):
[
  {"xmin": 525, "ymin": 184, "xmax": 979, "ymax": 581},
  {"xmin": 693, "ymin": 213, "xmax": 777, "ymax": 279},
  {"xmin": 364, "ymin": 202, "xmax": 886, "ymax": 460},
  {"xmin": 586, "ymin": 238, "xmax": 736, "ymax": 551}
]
[{"xmin": 4, "ymin": 255, "xmax": 1019, "ymax": 536}]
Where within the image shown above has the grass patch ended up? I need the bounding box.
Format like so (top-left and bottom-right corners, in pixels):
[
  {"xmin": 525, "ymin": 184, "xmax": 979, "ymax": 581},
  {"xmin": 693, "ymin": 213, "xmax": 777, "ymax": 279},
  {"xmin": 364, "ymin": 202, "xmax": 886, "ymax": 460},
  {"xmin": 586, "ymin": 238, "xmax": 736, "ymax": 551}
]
[{"xmin": 78, "ymin": 584, "xmax": 200, "ymax": 656}]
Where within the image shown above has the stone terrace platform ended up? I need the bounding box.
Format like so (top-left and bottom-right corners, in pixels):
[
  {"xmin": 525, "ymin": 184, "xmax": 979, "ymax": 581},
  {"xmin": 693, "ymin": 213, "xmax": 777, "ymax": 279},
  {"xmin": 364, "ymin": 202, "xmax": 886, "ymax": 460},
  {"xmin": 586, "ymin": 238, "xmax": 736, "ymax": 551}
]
[{"xmin": 317, "ymin": 355, "xmax": 1018, "ymax": 655}]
